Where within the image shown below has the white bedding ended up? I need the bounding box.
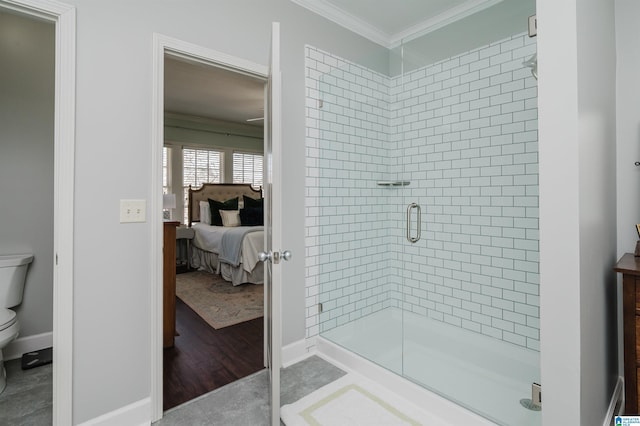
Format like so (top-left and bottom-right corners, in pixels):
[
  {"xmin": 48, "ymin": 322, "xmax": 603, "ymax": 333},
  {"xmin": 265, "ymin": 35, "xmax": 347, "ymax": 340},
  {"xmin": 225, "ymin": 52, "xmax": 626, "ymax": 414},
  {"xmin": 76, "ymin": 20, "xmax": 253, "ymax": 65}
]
[
  {"xmin": 191, "ymin": 222, "xmax": 226, "ymax": 253},
  {"xmin": 191, "ymin": 222, "xmax": 264, "ymax": 281}
]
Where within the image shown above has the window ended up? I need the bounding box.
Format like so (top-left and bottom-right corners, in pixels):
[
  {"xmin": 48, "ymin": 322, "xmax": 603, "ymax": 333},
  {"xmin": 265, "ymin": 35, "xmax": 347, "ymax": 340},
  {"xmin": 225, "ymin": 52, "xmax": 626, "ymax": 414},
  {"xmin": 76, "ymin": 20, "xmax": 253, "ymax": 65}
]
[
  {"xmin": 162, "ymin": 147, "xmax": 169, "ymax": 195},
  {"xmin": 162, "ymin": 147, "xmax": 170, "ymax": 219},
  {"xmin": 183, "ymin": 147, "xmax": 222, "ymax": 223},
  {"xmin": 233, "ymin": 152, "xmax": 263, "ymax": 189}
]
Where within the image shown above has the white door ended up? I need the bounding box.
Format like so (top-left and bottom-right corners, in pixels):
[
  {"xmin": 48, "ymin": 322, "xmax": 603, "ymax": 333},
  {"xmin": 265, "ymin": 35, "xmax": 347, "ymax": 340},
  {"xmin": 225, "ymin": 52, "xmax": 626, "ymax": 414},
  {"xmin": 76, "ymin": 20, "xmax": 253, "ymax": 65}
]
[{"xmin": 262, "ymin": 21, "xmax": 287, "ymax": 426}]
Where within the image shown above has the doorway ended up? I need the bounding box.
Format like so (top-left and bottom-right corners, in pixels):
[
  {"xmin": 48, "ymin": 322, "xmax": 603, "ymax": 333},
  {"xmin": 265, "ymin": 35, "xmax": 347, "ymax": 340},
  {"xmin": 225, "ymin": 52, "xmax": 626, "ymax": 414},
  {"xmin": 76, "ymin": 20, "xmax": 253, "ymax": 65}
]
[
  {"xmin": 0, "ymin": 0, "xmax": 75, "ymax": 424},
  {"xmin": 150, "ymin": 34, "xmax": 270, "ymax": 421},
  {"xmin": 162, "ymin": 56, "xmax": 267, "ymax": 411}
]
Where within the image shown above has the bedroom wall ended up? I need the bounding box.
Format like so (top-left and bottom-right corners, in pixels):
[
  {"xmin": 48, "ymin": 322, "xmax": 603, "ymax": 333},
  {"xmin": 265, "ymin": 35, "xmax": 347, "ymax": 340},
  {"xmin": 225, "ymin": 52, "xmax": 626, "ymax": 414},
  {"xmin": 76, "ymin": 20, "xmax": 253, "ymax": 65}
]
[
  {"xmin": 164, "ymin": 113, "xmax": 263, "ymax": 154},
  {"xmin": 55, "ymin": 0, "xmax": 389, "ymax": 422},
  {"xmin": 0, "ymin": 12, "xmax": 54, "ymax": 341}
]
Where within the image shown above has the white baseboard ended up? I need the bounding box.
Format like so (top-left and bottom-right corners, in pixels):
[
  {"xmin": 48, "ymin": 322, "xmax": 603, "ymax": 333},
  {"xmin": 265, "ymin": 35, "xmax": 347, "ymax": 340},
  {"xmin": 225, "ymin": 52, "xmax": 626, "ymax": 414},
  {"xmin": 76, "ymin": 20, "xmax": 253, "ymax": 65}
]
[
  {"xmin": 603, "ymin": 376, "xmax": 624, "ymax": 426},
  {"xmin": 77, "ymin": 397, "xmax": 151, "ymax": 426},
  {"xmin": 3, "ymin": 331, "xmax": 53, "ymax": 361},
  {"xmin": 281, "ymin": 337, "xmax": 316, "ymax": 368}
]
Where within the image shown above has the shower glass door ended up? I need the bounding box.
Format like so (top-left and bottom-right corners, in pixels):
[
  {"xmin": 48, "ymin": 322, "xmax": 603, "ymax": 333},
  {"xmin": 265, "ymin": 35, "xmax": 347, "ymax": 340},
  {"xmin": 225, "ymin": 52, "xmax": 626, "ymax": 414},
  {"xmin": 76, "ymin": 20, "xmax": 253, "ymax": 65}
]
[{"xmin": 397, "ymin": 2, "xmax": 541, "ymax": 425}]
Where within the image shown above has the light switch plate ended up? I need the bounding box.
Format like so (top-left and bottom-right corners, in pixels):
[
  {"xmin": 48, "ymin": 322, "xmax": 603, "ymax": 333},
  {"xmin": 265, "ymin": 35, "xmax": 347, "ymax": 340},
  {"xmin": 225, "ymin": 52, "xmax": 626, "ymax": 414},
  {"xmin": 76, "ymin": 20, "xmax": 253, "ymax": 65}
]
[{"xmin": 120, "ymin": 199, "xmax": 146, "ymax": 223}]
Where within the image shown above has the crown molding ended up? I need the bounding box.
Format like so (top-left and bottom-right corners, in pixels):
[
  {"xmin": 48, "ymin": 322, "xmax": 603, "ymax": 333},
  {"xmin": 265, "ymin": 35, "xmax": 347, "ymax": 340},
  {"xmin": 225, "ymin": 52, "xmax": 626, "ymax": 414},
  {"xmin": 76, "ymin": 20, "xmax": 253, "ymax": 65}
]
[
  {"xmin": 291, "ymin": 0, "xmax": 504, "ymax": 49},
  {"xmin": 290, "ymin": 0, "xmax": 392, "ymax": 47},
  {"xmin": 389, "ymin": 0, "xmax": 504, "ymax": 47}
]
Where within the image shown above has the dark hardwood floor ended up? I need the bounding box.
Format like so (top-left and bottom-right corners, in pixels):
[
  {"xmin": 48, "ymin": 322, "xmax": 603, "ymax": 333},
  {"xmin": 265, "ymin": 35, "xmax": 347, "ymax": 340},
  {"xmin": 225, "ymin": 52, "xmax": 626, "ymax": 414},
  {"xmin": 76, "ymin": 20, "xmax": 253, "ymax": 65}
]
[{"xmin": 163, "ymin": 296, "xmax": 265, "ymax": 411}]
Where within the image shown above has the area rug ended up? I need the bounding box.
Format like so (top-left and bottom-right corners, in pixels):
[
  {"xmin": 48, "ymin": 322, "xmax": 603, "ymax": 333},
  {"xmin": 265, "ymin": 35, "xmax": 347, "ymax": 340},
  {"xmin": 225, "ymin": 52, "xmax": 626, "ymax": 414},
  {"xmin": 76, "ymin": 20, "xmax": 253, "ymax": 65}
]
[
  {"xmin": 176, "ymin": 270, "xmax": 263, "ymax": 329},
  {"xmin": 280, "ymin": 373, "xmax": 435, "ymax": 426}
]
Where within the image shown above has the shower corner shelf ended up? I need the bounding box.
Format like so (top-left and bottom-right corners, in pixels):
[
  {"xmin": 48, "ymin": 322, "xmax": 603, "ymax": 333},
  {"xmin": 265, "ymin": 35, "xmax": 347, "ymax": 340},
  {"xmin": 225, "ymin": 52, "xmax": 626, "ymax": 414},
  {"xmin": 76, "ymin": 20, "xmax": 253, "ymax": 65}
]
[{"xmin": 376, "ymin": 181, "xmax": 410, "ymax": 187}]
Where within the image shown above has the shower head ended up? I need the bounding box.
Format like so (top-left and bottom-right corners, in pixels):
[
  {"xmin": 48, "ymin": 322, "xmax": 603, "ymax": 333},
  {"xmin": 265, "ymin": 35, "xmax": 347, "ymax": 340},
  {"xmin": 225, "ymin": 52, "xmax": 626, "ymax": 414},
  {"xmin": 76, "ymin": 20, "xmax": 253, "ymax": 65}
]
[{"xmin": 523, "ymin": 54, "xmax": 538, "ymax": 80}]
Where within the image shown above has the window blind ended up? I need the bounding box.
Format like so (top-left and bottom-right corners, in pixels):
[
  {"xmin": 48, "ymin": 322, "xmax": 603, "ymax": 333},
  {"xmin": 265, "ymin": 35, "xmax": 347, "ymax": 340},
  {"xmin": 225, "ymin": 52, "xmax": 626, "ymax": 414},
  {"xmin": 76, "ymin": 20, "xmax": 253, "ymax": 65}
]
[
  {"xmin": 232, "ymin": 152, "xmax": 263, "ymax": 188},
  {"xmin": 182, "ymin": 147, "xmax": 222, "ymax": 223}
]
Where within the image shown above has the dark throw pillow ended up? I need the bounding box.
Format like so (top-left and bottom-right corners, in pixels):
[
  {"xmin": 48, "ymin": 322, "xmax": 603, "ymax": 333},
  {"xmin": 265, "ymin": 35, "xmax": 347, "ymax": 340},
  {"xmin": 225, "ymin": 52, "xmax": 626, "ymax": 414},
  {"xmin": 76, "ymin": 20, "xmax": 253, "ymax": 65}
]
[
  {"xmin": 208, "ymin": 197, "xmax": 238, "ymax": 226},
  {"xmin": 239, "ymin": 207, "xmax": 264, "ymax": 226},
  {"xmin": 243, "ymin": 195, "xmax": 264, "ymax": 209}
]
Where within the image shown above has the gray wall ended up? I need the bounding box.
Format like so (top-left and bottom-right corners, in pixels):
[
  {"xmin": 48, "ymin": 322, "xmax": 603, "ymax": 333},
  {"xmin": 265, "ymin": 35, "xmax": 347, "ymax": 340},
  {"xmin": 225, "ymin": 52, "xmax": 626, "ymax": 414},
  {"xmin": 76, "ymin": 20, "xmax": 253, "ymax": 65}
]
[
  {"xmin": 59, "ymin": 0, "xmax": 388, "ymax": 422},
  {"xmin": 0, "ymin": 12, "xmax": 54, "ymax": 338},
  {"xmin": 538, "ymin": 0, "xmax": 618, "ymax": 423},
  {"xmin": 576, "ymin": 0, "xmax": 618, "ymax": 420}
]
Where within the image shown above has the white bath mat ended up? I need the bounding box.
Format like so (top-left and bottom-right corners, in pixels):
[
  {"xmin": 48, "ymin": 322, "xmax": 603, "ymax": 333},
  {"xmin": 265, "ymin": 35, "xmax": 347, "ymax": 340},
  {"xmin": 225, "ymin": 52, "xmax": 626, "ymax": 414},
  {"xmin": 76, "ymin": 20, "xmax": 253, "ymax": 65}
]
[{"xmin": 281, "ymin": 373, "xmax": 435, "ymax": 426}]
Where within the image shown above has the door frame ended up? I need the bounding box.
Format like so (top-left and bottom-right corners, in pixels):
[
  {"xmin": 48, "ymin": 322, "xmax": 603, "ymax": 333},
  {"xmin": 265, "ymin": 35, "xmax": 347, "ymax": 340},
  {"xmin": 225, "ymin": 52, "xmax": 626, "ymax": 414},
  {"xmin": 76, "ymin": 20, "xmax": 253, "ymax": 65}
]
[
  {"xmin": 150, "ymin": 34, "xmax": 268, "ymax": 421},
  {"xmin": 0, "ymin": 0, "xmax": 75, "ymax": 424}
]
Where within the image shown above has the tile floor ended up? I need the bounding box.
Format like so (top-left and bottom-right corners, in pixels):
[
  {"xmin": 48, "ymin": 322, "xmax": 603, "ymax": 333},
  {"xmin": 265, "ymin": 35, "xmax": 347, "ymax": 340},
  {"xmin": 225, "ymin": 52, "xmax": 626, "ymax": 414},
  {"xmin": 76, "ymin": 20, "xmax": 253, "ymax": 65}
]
[
  {"xmin": 0, "ymin": 358, "xmax": 53, "ymax": 425},
  {"xmin": 157, "ymin": 355, "xmax": 346, "ymax": 425},
  {"xmin": 0, "ymin": 355, "xmax": 345, "ymax": 426}
]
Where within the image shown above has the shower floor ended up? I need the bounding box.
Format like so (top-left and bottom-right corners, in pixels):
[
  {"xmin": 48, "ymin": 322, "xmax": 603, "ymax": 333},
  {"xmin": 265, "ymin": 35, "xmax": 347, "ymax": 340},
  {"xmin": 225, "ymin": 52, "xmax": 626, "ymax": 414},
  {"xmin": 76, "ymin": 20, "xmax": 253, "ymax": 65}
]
[{"xmin": 320, "ymin": 307, "xmax": 541, "ymax": 426}]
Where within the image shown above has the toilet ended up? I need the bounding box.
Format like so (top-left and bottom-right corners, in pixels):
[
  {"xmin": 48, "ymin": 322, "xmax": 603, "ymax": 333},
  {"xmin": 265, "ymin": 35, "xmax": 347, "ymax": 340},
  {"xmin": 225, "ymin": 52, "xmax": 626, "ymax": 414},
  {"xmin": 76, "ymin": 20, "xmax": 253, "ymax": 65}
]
[{"xmin": 0, "ymin": 253, "xmax": 33, "ymax": 394}]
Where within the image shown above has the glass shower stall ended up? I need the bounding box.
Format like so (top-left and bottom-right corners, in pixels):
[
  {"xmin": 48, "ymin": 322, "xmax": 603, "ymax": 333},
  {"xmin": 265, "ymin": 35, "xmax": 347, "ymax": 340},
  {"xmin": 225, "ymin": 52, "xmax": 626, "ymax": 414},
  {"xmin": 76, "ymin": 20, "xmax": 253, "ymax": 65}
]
[{"xmin": 305, "ymin": 2, "xmax": 540, "ymax": 425}]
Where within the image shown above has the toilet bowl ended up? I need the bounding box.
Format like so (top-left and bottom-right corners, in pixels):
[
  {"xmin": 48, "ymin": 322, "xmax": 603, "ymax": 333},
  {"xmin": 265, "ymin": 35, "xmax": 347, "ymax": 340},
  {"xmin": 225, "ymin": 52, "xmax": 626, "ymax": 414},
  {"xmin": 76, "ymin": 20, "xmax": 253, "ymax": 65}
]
[{"xmin": 0, "ymin": 253, "xmax": 33, "ymax": 394}]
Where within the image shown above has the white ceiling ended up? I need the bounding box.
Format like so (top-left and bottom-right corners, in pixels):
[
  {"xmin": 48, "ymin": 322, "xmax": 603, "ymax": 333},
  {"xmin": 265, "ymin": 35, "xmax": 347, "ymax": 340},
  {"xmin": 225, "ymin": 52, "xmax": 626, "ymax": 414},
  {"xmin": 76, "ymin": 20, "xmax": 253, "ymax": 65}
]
[{"xmin": 164, "ymin": 57, "xmax": 265, "ymax": 127}]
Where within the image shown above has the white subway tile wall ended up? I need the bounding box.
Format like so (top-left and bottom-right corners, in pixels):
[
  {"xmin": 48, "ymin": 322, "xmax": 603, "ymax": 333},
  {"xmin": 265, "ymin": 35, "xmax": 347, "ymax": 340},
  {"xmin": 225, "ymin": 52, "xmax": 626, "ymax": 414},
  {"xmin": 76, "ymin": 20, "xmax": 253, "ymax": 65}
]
[{"xmin": 305, "ymin": 33, "xmax": 539, "ymax": 351}]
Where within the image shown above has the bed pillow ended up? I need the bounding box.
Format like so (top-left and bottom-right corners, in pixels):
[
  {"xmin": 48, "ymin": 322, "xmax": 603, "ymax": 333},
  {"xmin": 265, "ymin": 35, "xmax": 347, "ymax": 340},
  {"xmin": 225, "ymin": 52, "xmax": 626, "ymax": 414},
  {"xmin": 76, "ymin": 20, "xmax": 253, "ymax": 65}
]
[
  {"xmin": 208, "ymin": 197, "xmax": 239, "ymax": 226},
  {"xmin": 220, "ymin": 210, "xmax": 241, "ymax": 227},
  {"xmin": 239, "ymin": 207, "xmax": 264, "ymax": 226},
  {"xmin": 199, "ymin": 201, "xmax": 211, "ymax": 225},
  {"xmin": 242, "ymin": 195, "xmax": 264, "ymax": 209}
]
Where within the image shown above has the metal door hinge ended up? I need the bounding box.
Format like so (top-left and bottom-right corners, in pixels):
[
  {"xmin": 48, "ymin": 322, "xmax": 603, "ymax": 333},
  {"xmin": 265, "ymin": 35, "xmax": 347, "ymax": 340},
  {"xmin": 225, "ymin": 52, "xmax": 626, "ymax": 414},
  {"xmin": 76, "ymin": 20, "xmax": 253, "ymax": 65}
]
[
  {"xmin": 528, "ymin": 15, "xmax": 537, "ymax": 37},
  {"xmin": 532, "ymin": 382, "xmax": 541, "ymax": 407}
]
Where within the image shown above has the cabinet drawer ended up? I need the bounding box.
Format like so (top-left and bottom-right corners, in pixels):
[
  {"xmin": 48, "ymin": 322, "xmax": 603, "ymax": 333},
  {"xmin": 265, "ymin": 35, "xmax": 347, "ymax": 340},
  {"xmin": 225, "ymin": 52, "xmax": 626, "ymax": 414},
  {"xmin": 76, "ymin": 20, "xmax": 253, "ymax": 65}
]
[
  {"xmin": 636, "ymin": 279, "xmax": 640, "ymax": 311},
  {"xmin": 637, "ymin": 367, "xmax": 640, "ymax": 413}
]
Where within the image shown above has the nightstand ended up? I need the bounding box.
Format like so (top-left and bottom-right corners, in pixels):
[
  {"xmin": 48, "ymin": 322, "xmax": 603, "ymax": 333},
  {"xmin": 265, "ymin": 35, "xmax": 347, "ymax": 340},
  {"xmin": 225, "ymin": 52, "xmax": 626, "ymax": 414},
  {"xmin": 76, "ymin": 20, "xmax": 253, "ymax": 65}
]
[{"xmin": 176, "ymin": 226, "xmax": 195, "ymax": 273}]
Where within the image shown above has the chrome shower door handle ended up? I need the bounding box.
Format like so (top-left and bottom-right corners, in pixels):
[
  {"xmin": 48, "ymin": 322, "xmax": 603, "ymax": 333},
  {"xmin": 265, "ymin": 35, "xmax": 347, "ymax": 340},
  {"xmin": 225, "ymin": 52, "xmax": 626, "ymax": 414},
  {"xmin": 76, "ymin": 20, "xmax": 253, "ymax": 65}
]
[{"xmin": 406, "ymin": 203, "xmax": 421, "ymax": 243}]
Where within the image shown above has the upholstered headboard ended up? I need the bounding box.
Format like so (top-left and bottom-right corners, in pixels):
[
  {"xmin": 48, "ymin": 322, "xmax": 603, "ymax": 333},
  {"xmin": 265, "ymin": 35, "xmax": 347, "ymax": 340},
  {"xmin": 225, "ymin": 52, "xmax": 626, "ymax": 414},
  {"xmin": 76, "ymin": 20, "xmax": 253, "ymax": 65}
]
[{"xmin": 188, "ymin": 183, "xmax": 262, "ymax": 226}]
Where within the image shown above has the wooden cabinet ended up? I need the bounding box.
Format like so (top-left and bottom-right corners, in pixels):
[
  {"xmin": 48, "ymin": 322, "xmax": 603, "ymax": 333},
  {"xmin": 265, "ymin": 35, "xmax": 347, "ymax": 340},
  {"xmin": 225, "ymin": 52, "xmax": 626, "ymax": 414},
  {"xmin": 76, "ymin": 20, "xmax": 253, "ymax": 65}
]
[
  {"xmin": 163, "ymin": 221, "xmax": 180, "ymax": 348},
  {"xmin": 614, "ymin": 253, "xmax": 640, "ymax": 413}
]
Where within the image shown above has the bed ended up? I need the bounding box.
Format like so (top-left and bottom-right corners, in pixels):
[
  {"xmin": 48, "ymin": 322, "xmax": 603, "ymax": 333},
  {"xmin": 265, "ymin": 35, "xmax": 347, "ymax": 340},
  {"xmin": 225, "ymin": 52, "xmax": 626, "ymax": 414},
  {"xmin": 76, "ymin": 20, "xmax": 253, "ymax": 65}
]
[{"xmin": 187, "ymin": 183, "xmax": 264, "ymax": 285}]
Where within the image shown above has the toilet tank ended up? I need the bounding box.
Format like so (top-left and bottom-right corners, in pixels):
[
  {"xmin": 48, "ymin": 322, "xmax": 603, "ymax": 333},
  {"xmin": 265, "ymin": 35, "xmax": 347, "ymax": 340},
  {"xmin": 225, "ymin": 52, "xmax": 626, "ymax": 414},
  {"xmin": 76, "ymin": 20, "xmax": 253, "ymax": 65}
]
[{"xmin": 0, "ymin": 254, "xmax": 33, "ymax": 308}]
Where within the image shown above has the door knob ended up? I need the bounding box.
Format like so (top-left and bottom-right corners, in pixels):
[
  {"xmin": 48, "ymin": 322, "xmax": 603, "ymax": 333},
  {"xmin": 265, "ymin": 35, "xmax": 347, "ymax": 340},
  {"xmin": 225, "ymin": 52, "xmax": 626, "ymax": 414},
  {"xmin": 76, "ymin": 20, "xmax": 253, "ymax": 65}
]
[
  {"xmin": 259, "ymin": 250, "xmax": 291, "ymax": 264},
  {"xmin": 258, "ymin": 251, "xmax": 271, "ymax": 262}
]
